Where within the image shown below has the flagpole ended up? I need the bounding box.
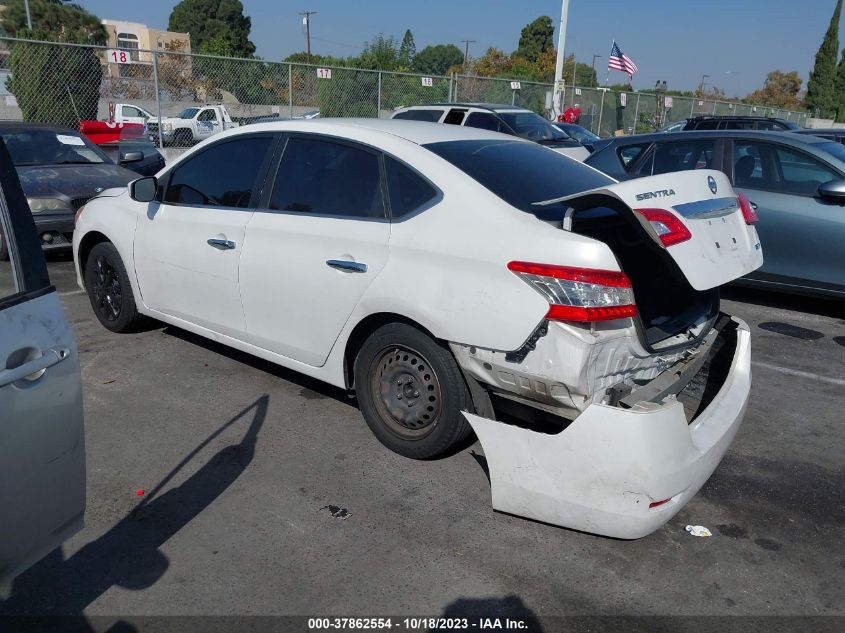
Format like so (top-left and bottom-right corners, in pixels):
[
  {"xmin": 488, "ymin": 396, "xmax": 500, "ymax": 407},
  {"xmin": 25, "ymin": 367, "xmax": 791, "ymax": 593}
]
[{"xmin": 604, "ymin": 39, "xmax": 612, "ymax": 86}]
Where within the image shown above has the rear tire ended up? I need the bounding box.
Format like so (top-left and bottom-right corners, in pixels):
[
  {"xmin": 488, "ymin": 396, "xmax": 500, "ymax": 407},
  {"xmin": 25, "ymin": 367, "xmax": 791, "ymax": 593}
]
[
  {"xmin": 84, "ymin": 242, "xmax": 141, "ymax": 333},
  {"xmin": 354, "ymin": 323, "xmax": 473, "ymax": 459}
]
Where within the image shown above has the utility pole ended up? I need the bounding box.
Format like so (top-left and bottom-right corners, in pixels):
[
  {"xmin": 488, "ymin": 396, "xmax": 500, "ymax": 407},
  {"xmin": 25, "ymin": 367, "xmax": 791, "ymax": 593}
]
[
  {"xmin": 552, "ymin": 0, "xmax": 570, "ymax": 119},
  {"xmin": 592, "ymin": 54, "xmax": 601, "ymax": 73},
  {"xmin": 460, "ymin": 39, "xmax": 476, "ymax": 69},
  {"xmin": 300, "ymin": 11, "xmax": 317, "ymax": 63},
  {"xmin": 23, "ymin": 0, "xmax": 32, "ymax": 30}
]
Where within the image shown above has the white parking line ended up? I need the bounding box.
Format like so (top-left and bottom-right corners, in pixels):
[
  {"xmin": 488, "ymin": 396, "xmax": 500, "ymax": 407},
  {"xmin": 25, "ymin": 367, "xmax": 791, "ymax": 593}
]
[{"xmin": 752, "ymin": 361, "xmax": 845, "ymax": 387}]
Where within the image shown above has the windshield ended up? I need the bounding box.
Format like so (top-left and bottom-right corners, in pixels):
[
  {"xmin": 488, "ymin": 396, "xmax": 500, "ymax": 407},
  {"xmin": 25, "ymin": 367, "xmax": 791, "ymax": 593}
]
[
  {"xmin": 497, "ymin": 111, "xmax": 571, "ymax": 143},
  {"xmin": 177, "ymin": 108, "xmax": 200, "ymax": 119},
  {"xmin": 814, "ymin": 141, "xmax": 845, "ymax": 164},
  {"xmin": 1, "ymin": 130, "xmax": 108, "ymax": 166},
  {"xmin": 566, "ymin": 125, "xmax": 600, "ymax": 143},
  {"xmin": 424, "ymin": 139, "xmax": 612, "ymax": 215}
]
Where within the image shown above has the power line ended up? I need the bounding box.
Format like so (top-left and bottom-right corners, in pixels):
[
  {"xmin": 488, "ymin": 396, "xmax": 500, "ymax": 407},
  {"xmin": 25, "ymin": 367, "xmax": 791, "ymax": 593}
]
[{"xmin": 299, "ymin": 11, "xmax": 318, "ymax": 63}]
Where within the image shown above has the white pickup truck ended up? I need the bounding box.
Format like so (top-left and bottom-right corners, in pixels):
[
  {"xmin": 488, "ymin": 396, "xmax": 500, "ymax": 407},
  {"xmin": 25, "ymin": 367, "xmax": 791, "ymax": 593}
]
[
  {"xmin": 147, "ymin": 104, "xmax": 239, "ymax": 146},
  {"xmin": 110, "ymin": 103, "xmax": 154, "ymax": 125}
]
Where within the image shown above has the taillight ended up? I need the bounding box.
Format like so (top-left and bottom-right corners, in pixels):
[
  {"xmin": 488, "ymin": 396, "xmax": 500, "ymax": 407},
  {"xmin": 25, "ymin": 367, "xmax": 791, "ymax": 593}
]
[
  {"xmin": 737, "ymin": 193, "xmax": 758, "ymax": 225},
  {"xmin": 634, "ymin": 208, "xmax": 692, "ymax": 247},
  {"xmin": 74, "ymin": 205, "xmax": 86, "ymax": 223},
  {"xmin": 507, "ymin": 261, "xmax": 637, "ymax": 322}
]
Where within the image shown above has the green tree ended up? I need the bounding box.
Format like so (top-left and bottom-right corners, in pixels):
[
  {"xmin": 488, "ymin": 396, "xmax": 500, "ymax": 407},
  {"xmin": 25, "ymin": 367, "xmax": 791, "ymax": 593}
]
[
  {"xmin": 357, "ymin": 34, "xmax": 400, "ymax": 70},
  {"xmin": 806, "ymin": 0, "xmax": 842, "ymax": 118},
  {"xmin": 746, "ymin": 71, "xmax": 804, "ymax": 110},
  {"xmin": 412, "ymin": 44, "xmax": 464, "ymax": 76},
  {"xmin": 2, "ymin": 0, "xmax": 106, "ymax": 127},
  {"xmin": 169, "ymin": 0, "xmax": 256, "ymax": 57},
  {"xmin": 836, "ymin": 49, "xmax": 845, "ymax": 121},
  {"xmin": 398, "ymin": 29, "xmax": 416, "ymax": 70},
  {"xmin": 516, "ymin": 16, "xmax": 554, "ymax": 63}
]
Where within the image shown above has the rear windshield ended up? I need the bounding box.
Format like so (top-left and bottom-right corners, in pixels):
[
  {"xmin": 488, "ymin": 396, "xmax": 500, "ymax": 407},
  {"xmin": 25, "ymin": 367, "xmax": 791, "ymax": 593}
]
[
  {"xmin": 424, "ymin": 139, "xmax": 613, "ymax": 214},
  {"xmin": 497, "ymin": 111, "xmax": 570, "ymax": 143}
]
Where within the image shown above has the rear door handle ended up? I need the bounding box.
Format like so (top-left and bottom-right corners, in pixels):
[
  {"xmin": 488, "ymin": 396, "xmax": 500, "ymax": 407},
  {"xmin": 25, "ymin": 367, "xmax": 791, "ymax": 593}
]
[
  {"xmin": 326, "ymin": 259, "xmax": 368, "ymax": 273},
  {"xmin": 207, "ymin": 238, "xmax": 236, "ymax": 250},
  {"xmin": 0, "ymin": 347, "xmax": 70, "ymax": 387}
]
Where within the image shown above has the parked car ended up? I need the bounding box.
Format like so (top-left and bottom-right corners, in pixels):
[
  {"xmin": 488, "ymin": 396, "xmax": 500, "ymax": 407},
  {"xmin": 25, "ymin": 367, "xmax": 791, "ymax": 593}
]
[
  {"xmin": 392, "ymin": 103, "xmax": 590, "ymax": 160},
  {"xmin": 584, "ymin": 130, "xmax": 845, "ymax": 298},
  {"xmin": 0, "ymin": 137, "xmax": 85, "ymax": 591},
  {"xmin": 0, "ymin": 123, "xmax": 138, "ymax": 261},
  {"xmin": 293, "ymin": 109, "xmax": 321, "ymax": 119},
  {"xmin": 667, "ymin": 115, "xmax": 801, "ymax": 132},
  {"xmin": 98, "ymin": 140, "xmax": 166, "ymax": 177},
  {"xmin": 74, "ymin": 119, "xmax": 762, "ymax": 538},
  {"xmin": 790, "ymin": 127, "xmax": 845, "ymax": 144},
  {"xmin": 147, "ymin": 104, "xmax": 239, "ymax": 147},
  {"xmin": 553, "ymin": 122, "xmax": 602, "ymax": 152}
]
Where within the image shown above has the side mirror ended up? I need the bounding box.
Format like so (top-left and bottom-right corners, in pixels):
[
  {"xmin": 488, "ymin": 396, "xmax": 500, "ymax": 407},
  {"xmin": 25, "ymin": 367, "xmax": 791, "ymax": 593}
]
[
  {"xmin": 129, "ymin": 176, "xmax": 158, "ymax": 202},
  {"xmin": 818, "ymin": 179, "xmax": 845, "ymax": 201},
  {"xmin": 121, "ymin": 151, "xmax": 144, "ymax": 164}
]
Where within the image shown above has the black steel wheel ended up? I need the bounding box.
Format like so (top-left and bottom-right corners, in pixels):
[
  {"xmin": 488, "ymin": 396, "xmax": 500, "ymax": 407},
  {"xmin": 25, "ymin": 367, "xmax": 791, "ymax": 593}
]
[
  {"xmin": 355, "ymin": 323, "xmax": 473, "ymax": 459},
  {"xmin": 84, "ymin": 241, "xmax": 141, "ymax": 333}
]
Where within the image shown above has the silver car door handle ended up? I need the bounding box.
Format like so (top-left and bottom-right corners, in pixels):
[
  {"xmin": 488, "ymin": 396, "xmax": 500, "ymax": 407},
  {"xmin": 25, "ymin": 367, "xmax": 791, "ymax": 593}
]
[
  {"xmin": 207, "ymin": 238, "xmax": 236, "ymax": 250},
  {"xmin": 326, "ymin": 259, "xmax": 368, "ymax": 273},
  {"xmin": 0, "ymin": 347, "xmax": 70, "ymax": 387},
  {"xmin": 750, "ymin": 201, "xmax": 758, "ymax": 210}
]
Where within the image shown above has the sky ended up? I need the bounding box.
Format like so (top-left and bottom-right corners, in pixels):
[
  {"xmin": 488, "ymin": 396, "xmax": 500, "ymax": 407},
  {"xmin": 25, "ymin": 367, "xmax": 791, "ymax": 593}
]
[{"xmin": 77, "ymin": 0, "xmax": 844, "ymax": 96}]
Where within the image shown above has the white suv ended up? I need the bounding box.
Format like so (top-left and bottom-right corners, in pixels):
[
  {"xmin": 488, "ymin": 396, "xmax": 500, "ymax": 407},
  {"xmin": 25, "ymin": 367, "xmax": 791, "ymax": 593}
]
[
  {"xmin": 74, "ymin": 119, "xmax": 762, "ymax": 538},
  {"xmin": 392, "ymin": 103, "xmax": 590, "ymax": 161}
]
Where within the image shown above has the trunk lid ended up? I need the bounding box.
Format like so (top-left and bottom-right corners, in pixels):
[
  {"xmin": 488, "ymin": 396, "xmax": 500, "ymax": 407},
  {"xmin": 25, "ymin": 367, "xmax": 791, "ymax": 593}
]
[{"xmin": 538, "ymin": 170, "xmax": 763, "ymax": 291}]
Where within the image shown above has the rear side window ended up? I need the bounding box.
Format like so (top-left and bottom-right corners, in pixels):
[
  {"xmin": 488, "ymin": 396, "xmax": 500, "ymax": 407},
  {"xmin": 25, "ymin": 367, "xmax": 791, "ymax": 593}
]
[
  {"xmin": 693, "ymin": 120, "xmax": 719, "ymax": 130},
  {"xmin": 164, "ymin": 136, "xmax": 273, "ymax": 207},
  {"xmin": 393, "ymin": 109, "xmax": 443, "ymax": 123},
  {"xmin": 385, "ymin": 156, "xmax": 437, "ymax": 218},
  {"xmin": 724, "ymin": 120, "xmax": 756, "ymax": 130},
  {"xmin": 443, "ymin": 109, "xmax": 467, "ymax": 125},
  {"xmin": 269, "ymin": 137, "xmax": 385, "ymax": 218},
  {"xmin": 648, "ymin": 139, "xmax": 716, "ymax": 176},
  {"xmin": 425, "ymin": 139, "xmax": 612, "ymax": 214},
  {"xmin": 464, "ymin": 112, "xmax": 507, "ymax": 133}
]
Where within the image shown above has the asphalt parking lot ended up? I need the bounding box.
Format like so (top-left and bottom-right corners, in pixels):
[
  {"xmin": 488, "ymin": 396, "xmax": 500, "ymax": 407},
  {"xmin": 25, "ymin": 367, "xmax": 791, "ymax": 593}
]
[{"xmin": 1, "ymin": 254, "xmax": 843, "ymax": 622}]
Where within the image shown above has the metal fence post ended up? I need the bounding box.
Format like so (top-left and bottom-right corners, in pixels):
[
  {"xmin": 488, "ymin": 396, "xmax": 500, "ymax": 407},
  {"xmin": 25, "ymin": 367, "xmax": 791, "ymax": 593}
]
[
  {"xmin": 712, "ymin": 100, "xmax": 718, "ymax": 115},
  {"xmin": 597, "ymin": 89, "xmax": 606, "ymax": 136},
  {"xmin": 288, "ymin": 63, "xmax": 293, "ymax": 119},
  {"xmin": 454, "ymin": 74, "xmax": 459, "ymax": 102},
  {"xmin": 447, "ymin": 73, "xmax": 453, "ymax": 102},
  {"xmin": 690, "ymin": 98, "xmax": 696, "ymax": 117},
  {"xmin": 377, "ymin": 71, "xmax": 382, "ymax": 118},
  {"xmin": 151, "ymin": 49, "xmax": 163, "ymax": 149},
  {"xmin": 632, "ymin": 93, "xmax": 640, "ymax": 134}
]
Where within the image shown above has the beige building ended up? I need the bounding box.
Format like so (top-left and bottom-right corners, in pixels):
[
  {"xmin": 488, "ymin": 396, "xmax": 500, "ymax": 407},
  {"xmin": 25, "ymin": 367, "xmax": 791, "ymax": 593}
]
[{"xmin": 101, "ymin": 20, "xmax": 191, "ymax": 79}]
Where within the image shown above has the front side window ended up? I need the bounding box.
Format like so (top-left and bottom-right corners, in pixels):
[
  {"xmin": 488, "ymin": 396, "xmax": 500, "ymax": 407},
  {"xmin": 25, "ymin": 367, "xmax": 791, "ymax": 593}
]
[
  {"xmin": 618, "ymin": 144, "xmax": 649, "ymax": 171},
  {"xmin": 464, "ymin": 112, "xmax": 506, "ymax": 133},
  {"xmin": 122, "ymin": 106, "xmax": 143, "ymax": 118},
  {"xmin": 773, "ymin": 146, "xmax": 839, "ymax": 195},
  {"xmin": 393, "ymin": 109, "xmax": 444, "ymax": 123},
  {"xmin": 385, "ymin": 156, "xmax": 437, "ymax": 218},
  {"xmin": 164, "ymin": 136, "xmax": 273, "ymax": 208},
  {"xmin": 269, "ymin": 137, "xmax": 385, "ymax": 218}
]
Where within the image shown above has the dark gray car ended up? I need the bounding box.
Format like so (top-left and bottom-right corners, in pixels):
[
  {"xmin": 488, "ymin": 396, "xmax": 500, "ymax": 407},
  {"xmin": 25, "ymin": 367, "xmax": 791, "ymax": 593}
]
[
  {"xmin": 585, "ymin": 130, "xmax": 845, "ymax": 298},
  {"xmin": 0, "ymin": 123, "xmax": 138, "ymax": 260}
]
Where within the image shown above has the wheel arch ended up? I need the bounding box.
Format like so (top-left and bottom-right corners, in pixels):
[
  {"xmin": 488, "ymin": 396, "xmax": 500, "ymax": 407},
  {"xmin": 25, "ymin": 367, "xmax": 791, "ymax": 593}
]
[{"xmin": 77, "ymin": 230, "xmax": 112, "ymax": 276}]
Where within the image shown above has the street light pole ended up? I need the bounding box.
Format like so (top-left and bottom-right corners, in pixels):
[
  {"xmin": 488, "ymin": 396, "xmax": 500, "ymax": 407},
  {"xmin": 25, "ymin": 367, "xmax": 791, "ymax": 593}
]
[
  {"xmin": 23, "ymin": 0, "xmax": 32, "ymax": 30},
  {"xmin": 552, "ymin": 0, "xmax": 570, "ymax": 119}
]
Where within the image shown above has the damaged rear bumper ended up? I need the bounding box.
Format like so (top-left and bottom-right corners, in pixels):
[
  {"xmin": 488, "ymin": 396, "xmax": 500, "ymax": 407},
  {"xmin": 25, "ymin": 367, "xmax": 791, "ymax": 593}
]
[{"xmin": 463, "ymin": 316, "xmax": 751, "ymax": 539}]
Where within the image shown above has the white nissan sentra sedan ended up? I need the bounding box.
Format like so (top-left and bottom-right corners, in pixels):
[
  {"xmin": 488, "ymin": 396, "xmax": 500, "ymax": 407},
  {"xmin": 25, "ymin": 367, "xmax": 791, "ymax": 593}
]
[{"xmin": 73, "ymin": 119, "xmax": 763, "ymax": 538}]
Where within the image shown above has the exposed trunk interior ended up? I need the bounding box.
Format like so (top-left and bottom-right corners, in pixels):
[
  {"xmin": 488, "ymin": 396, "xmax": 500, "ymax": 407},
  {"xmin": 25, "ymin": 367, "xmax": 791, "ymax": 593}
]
[{"xmin": 550, "ymin": 199, "xmax": 720, "ymax": 348}]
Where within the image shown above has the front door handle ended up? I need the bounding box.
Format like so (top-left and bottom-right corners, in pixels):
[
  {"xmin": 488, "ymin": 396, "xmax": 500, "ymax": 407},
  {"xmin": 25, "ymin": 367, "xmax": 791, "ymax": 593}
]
[
  {"xmin": 750, "ymin": 201, "xmax": 758, "ymax": 210},
  {"xmin": 0, "ymin": 347, "xmax": 70, "ymax": 387},
  {"xmin": 207, "ymin": 238, "xmax": 236, "ymax": 250},
  {"xmin": 326, "ymin": 259, "xmax": 368, "ymax": 273}
]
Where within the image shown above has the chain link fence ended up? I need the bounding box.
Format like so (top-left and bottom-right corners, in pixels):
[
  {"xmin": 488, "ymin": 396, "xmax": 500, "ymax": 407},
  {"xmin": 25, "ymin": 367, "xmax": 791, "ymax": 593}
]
[{"xmin": 0, "ymin": 36, "xmax": 809, "ymax": 149}]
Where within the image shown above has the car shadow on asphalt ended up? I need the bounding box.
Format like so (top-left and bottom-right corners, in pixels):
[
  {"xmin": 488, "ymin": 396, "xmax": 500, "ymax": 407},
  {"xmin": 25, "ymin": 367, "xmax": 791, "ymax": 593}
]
[
  {"xmin": 723, "ymin": 285, "xmax": 844, "ymax": 319},
  {"xmin": 161, "ymin": 325, "xmax": 356, "ymax": 405},
  {"xmin": 429, "ymin": 595, "xmax": 544, "ymax": 632},
  {"xmin": 0, "ymin": 395, "xmax": 269, "ymax": 623}
]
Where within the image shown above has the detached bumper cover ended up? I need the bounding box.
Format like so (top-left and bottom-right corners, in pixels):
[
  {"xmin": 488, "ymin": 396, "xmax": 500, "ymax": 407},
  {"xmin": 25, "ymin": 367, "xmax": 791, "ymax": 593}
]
[{"xmin": 463, "ymin": 316, "xmax": 751, "ymax": 539}]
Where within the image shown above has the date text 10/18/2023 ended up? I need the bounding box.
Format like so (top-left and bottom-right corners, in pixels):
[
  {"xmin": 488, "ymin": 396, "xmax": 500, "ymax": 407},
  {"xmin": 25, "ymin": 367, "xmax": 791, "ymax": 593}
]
[{"xmin": 307, "ymin": 617, "xmax": 531, "ymax": 630}]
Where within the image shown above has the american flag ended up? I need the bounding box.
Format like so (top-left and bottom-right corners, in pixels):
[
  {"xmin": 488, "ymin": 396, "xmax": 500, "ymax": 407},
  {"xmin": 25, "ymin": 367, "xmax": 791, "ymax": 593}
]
[{"xmin": 608, "ymin": 41, "xmax": 638, "ymax": 79}]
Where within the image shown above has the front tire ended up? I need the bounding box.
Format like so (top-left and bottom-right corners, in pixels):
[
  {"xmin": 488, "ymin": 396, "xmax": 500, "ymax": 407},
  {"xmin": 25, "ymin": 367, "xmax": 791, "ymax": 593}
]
[
  {"xmin": 354, "ymin": 323, "xmax": 473, "ymax": 459},
  {"xmin": 84, "ymin": 242, "xmax": 141, "ymax": 333}
]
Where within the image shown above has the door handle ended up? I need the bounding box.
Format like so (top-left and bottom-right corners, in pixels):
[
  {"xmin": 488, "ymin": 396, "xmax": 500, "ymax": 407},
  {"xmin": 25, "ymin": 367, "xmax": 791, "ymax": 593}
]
[
  {"xmin": 326, "ymin": 259, "xmax": 368, "ymax": 273},
  {"xmin": 0, "ymin": 347, "xmax": 70, "ymax": 387},
  {"xmin": 750, "ymin": 201, "xmax": 758, "ymax": 210},
  {"xmin": 207, "ymin": 238, "xmax": 236, "ymax": 250}
]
